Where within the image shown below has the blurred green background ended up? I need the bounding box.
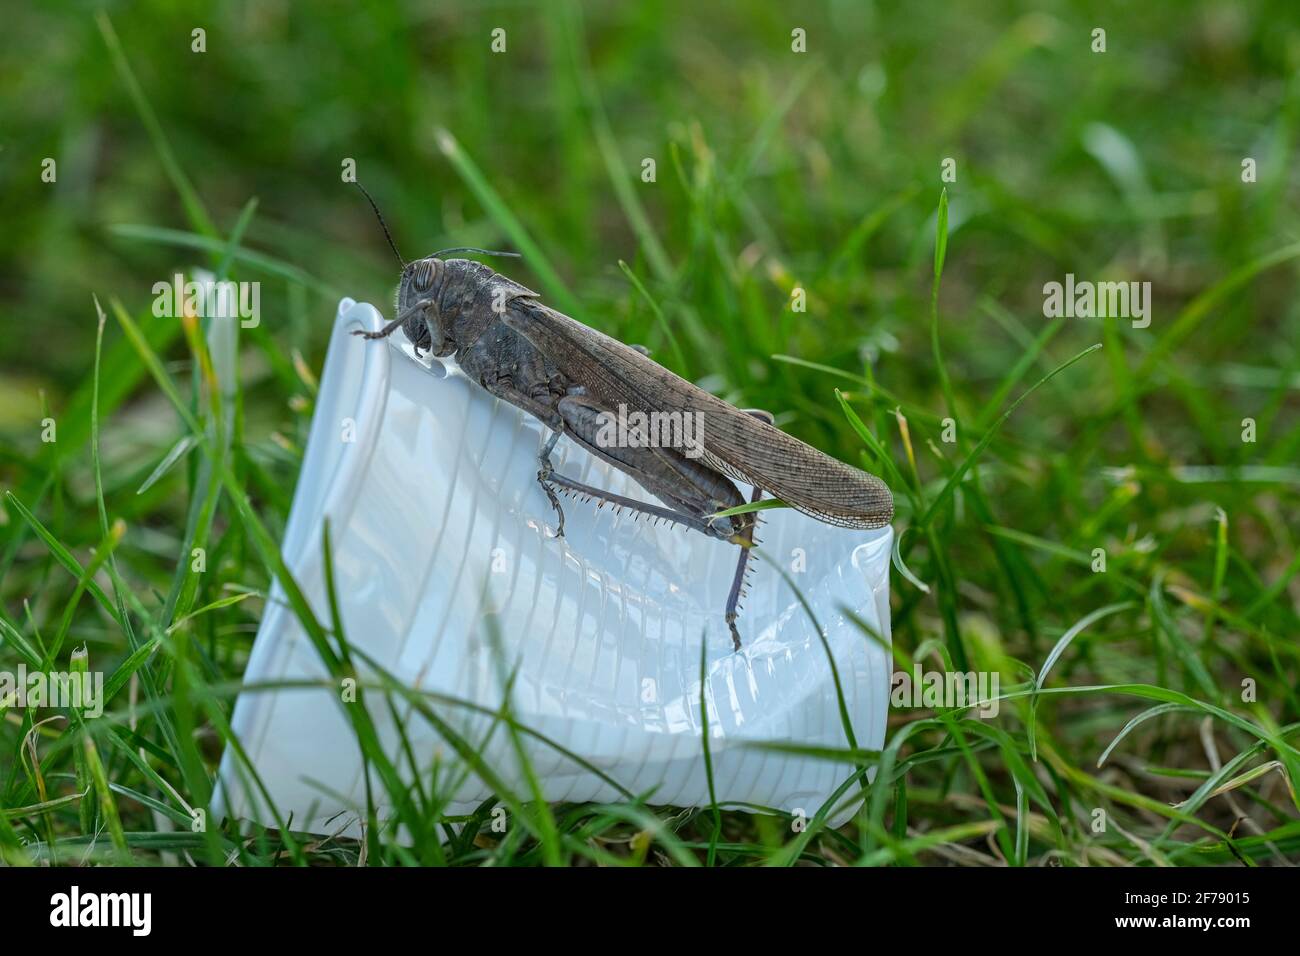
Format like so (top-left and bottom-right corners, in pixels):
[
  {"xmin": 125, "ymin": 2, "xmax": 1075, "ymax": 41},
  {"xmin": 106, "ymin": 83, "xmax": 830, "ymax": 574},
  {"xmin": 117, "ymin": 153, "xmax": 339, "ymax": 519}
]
[{"xmin": 1, "ymin": 0, "xmax": 1298, "ymax": 864}]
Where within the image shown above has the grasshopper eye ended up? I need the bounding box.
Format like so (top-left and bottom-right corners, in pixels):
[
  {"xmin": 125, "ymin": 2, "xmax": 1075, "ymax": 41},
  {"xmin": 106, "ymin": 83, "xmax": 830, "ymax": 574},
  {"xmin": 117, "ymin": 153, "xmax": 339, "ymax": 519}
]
[{"xmin": 412, "ymin": 260, "xmax": 436, "ymax": 293}]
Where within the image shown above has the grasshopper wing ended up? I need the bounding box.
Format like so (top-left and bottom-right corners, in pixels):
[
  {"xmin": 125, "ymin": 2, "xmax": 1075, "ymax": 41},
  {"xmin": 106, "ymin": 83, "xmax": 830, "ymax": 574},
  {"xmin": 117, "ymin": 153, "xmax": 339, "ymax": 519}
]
[{"xmin": 504, "ymin": 298, "xmax": 893, "ymax": 529}]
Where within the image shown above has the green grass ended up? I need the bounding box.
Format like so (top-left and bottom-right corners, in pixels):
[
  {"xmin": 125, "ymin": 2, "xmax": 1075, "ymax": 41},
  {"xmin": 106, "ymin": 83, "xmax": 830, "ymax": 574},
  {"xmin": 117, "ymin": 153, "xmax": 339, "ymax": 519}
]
[{"xmin": 1, "ymin": 0, "xmax": 1299, "ymax": 866}]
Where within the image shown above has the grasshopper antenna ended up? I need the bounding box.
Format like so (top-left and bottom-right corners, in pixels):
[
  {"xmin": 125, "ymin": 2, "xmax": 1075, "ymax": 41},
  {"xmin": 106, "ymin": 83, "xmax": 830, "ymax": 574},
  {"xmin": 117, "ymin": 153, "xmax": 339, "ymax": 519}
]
[
  {"xmin": 354, "ymin": 181, "xmax": 405, "ymax": 268},
  {"xmin": 432, "ymin": 246, "xmax": 522, "ymax": 260}
]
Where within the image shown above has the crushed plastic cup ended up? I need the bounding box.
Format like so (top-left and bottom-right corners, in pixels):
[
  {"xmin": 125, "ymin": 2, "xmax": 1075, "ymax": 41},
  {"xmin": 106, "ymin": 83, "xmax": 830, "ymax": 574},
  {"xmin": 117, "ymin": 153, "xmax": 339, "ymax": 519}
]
[{"xmin": 214, "ymin": 298, "xmax": 893, "ymax": 833}]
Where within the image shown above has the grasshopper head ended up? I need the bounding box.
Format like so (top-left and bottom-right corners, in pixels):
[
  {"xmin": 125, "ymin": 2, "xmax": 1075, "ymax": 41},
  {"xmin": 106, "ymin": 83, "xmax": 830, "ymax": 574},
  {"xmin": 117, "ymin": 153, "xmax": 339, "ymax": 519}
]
[
  {"xmin": 395, "ymin": 256, "xmax": 449, "ymax": 356},
  {"xmin": 353, "ymin": 185, "xmax": 518, "ymax": 356},
  {"xmin": 396, "ymin": 255, "xmax": 512, "ymax": 357}
]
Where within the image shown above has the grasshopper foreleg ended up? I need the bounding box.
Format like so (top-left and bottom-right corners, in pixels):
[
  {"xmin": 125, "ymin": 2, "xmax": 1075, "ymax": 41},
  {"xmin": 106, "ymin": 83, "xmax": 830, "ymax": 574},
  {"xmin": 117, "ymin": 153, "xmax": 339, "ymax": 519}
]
[{"xmin": 350, "ymin": 298, "xmax": 435, "ymax": 343}]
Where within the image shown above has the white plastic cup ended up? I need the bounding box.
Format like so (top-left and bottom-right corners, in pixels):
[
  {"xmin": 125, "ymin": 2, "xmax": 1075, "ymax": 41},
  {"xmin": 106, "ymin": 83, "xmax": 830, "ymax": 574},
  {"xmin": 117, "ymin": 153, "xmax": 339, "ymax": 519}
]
[{"xmin": 213, "ymin": 299, "xmax": 893, "ymax": 833}]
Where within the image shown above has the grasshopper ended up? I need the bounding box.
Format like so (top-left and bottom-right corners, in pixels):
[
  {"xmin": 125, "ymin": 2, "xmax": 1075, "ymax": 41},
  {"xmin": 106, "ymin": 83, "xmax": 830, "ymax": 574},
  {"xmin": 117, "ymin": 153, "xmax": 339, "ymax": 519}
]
[{"xmin": 352, "ymin": 190, "xmax": 893, "ymax": 649}]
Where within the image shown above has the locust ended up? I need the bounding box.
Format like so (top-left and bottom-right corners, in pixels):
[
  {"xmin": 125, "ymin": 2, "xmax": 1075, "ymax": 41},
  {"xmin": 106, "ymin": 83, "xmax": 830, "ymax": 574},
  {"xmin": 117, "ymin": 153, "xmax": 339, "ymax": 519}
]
[{"xmin": 351, "ymin": 188, "xmax": 893, "ymax": 649}]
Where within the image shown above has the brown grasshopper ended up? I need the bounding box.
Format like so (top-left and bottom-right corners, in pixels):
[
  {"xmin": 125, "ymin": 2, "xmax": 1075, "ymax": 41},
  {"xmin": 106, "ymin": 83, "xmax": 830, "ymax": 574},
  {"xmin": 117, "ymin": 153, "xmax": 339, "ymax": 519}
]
[{"xmin": 351, "ymin": 190, "xmax": 893, "ymax": 649}]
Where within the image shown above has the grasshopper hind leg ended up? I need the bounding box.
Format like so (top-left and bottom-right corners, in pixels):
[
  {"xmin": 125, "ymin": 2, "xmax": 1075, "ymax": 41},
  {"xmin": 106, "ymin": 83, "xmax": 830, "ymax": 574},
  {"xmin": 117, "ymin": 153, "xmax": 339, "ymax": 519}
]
[
  {"xmin": 539, "ymin": 458, "xmax": 756, "ymax": 651},
  {"xmin": 724, "ymin": 485, "xmax": 763, "ymax": 651},
  {"xmin": 542, "ymin": 396, "xmax": 742, "ymax": 541},
  {"xmin": 722, "ymin": 411, "xmax": 772, "ymax": 650},
  {"xmin": 540, "ymin": 396, "xmax": 769, "ymax": 650},
  {"xmin": 537, "ymin": 460, "xmax": 732, "ymax": 540}
]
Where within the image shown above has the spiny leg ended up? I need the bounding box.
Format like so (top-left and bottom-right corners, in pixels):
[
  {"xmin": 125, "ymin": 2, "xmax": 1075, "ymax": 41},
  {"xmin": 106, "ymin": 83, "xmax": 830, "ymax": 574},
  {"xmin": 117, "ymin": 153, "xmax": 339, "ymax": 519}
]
[
  {"xmin": 539, "ymin": 397, "xmax": 742, "ymax": 542},
  {"xmin": 554, "ymin": 393, "xmax": 744, "ymax": 527},
  {"xmin": 539, "ymin": 466, "xmax": 730, "ymax": 540},
  {"xmin": 542, "ymin": 394, "xmax": 759, "ymax": 650},
  {"xmin": 538, "ymin": 426, "xmax": 693, "ymax": 539},
  {"xmin": 722, "ymin": 411, "xmax": 772, "ymax": 649},
  {"xmin": 724, "ymin": 485, "xmax": 764, "ymax": 651}
]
